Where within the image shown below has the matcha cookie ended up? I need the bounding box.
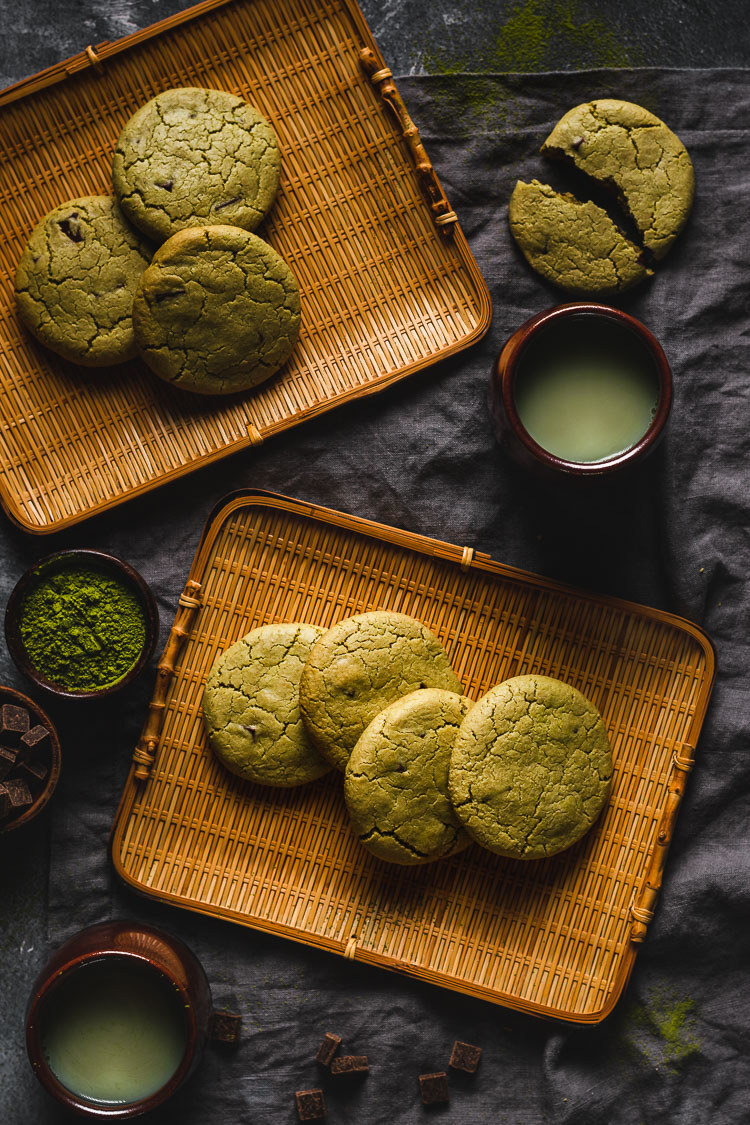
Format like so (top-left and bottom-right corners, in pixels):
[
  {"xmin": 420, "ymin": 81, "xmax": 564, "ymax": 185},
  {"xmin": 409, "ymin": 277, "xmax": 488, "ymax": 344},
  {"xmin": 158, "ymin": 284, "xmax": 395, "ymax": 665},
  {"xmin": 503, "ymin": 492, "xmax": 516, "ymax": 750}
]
[
  {"xmin": 508, "ymin": 180, "xmax": 652, "ymax": 296},
  {"xmin": 113, "ymin": 87, "xmax": 280, "ymax": 242},
  {"xmin": 299, "ymin": 611, "xmax": 463, "ymax": 773},
  {"xmin": 344, "ymin": 689, "xmax": 472, "ymax": 865},
  {"xmin": 132, "ymin": 224, "xmax": 301, "ymax": 395},
  {"xmin": 542, "ymin": 99, "xmax": 694, "ymax": 261},
  {"xmin": 15, "ymin": 195, "xmax": 152, "ymax": 366},
  {"xmin": 202, "ymin": 623, "xmax": 331, "ymax": 787},
  {"xmin": 449, "ymin": 675, "xmax": 612, "ymax": 860}
]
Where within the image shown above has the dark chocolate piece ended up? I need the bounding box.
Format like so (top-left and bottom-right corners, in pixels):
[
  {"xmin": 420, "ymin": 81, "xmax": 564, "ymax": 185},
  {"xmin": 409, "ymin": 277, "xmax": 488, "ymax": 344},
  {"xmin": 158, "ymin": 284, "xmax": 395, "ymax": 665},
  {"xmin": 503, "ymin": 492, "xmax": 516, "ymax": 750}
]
[
  {"xmin": 330, "ymin": 1054, "xmax": 368, "ymax": 1075},
  {"xmin": 1, "ymin": 704, "xmax": 29, "ymax": 744},
  {"xmin": 295, "ymin": 1088, "xmax": 326, "ymax": 1121},
  {"xmin": 449, "ymin": 1040, "xmax": 482, "ymax": 1074},
  {"xmin": 0, "ymin": 778, "xmax": 32, "ymax": 818},
  {"xmin": 18, "ymin": 724, "xmax": 50, "ymax": 762},
  {"xmin": 0, "ymin": 746, "xmax": 18, "ymax": 780},
  {"xmin": 314, "ymin": 1032, "xmax": 342, "ymax": 1066},
  {"xmin": 20, "ymin": 757, "xmax": 48, "ymax": 783},
  {"xmin": 209, "ymin": 1010, "xmax": 242, "ymax": 1043},
  {"xmin": 419, "ymin": 1072, "xmax": 450, "ymax": 1106}
]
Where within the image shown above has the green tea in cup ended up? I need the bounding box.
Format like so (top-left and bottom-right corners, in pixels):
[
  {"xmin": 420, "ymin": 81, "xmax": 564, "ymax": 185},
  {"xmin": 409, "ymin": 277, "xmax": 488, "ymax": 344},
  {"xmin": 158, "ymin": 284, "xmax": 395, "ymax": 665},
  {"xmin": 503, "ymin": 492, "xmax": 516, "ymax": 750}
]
[{"xmin": 38, "ymin": 958, "xmax": 188, "ymax": 1106}]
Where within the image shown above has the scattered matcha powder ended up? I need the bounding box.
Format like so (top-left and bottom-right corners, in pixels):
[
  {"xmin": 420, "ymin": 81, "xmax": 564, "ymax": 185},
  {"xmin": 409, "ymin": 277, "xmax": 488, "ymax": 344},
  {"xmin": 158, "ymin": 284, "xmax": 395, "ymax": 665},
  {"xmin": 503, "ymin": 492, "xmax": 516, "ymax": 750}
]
[
  {"xmin": 18, "ymin": 566, "xmax": 147, "ymax": 692},
  {"xmin": 623, "ymin": 988, "xmax": 701, "ymax": 1071},
  {"xmin": 422, "ymin": 0, "xmax": 635, "ymax": 123}
]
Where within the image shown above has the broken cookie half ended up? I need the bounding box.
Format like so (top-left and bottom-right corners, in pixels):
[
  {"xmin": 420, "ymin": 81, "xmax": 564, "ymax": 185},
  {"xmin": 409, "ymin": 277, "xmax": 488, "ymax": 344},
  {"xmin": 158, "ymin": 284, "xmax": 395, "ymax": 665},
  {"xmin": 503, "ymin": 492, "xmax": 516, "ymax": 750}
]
[
  {"xmin": 509, "ymin": 180, "xmax": 653, "ymax": 297},
  {"xmin": 509, "ymin": 99, "xmax": 694, "ymax": 294}
]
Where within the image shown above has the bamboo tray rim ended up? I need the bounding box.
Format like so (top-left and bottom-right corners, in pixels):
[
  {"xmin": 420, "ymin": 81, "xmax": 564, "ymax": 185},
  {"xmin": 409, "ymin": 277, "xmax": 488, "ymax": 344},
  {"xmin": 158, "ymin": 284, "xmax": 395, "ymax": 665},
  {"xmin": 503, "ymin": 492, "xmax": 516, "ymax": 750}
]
[
  {"xmin": 0, "ymin": 0, "xmax": 492, "ymax": 535},
  {"xmin": 111, "ymin": 490, "xmax": 716, "ymax": 1023}
]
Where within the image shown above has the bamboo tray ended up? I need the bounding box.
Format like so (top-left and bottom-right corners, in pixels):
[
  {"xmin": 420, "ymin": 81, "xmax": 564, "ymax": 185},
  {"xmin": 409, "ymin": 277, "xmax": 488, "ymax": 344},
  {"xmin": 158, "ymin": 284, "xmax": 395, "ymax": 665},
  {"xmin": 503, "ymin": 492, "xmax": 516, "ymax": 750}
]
[
  {"xmin": 112, "ymin": 492, "xmax": 715, "ymax": 1023},
  {"xmin": 0, "ymin": 0, "xmax": 490, "ymax": 534}
]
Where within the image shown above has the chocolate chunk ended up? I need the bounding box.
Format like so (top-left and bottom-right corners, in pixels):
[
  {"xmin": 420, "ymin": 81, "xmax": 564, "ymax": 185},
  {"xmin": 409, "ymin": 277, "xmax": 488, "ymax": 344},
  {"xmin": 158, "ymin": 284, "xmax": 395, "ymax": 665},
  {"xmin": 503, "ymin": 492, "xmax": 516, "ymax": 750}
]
[
  {"xmin": 0, "ymin": 747, "xmax": 18, "ymax": 780},
  {"xmin": 330, "ymin": 1054, "xmax": 368, "ymax": 1075},
  {"xmin": 209, "ymin": 1010, "xmax": 242, "ymax": 1043},
  {"xmin": 419, "ymin": 1072, "xmax": 449, "ymax": 1106},
  {"xmin": 314, "ymin": 1032, "xmax": 342, "ymax": 1067},
  {"xmin": 449, "ymin": 1040, "xmax": 482, "ymax": 1074},
  {"xmin": 20, "ymin": 757, "xmax": 48, "ymax": 783},
  {"xmin": 1, "ymin": 704, "xmax": 30, "ymax": 744},
  {"xmin": 295, "ymin": 1088, "xmax": 326, "ymax": 1120},
  {"xmin": 0, "ymin": 778, "xmax": 33, "ymax": 819},
  {"xmin": 18, "ymin": 725, "xmax": 50, "ymax": 762}
]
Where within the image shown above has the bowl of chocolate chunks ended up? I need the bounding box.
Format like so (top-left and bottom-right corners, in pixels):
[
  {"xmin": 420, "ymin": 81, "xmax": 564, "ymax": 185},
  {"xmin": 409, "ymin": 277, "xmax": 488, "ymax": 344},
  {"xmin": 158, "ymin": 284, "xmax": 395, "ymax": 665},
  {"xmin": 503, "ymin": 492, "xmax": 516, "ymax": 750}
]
[{"xmin": 0, "ymin": 686, "xmax": 61, "ymax": 834}]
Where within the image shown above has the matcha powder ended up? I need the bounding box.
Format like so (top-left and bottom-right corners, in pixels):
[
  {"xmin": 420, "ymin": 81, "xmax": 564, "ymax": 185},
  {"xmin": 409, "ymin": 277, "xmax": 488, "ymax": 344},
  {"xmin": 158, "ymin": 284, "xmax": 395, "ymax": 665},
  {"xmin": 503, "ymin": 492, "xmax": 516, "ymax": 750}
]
[{"xmin": 18, "ymin": 566, "xmax": 147, "ymax": 691}]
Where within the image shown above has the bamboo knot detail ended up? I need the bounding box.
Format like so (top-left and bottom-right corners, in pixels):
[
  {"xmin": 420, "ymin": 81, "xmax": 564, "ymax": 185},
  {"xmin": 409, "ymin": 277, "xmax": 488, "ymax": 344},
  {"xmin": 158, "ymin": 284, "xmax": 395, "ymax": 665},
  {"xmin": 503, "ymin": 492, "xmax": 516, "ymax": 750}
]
[
  {"xmin": 246, "ymin": 424, "xmax": 264, "ymax": 446},
  {"xmin": 85, "ymin": 45, "xmax": 104, "ymax": 72},
  {"xmin": 178, "ymin": 594, "xmax": 201, "ymax": 609},
  {"xmin": 672, "ymin": 749, "xmax": 694, "ymax": 772},
  {"xmin": 435, "ymin": 210, "xmax": 458, "ymax": 226},
  {"xmin": 343, "ymin": 937, "xmax": 358, "ymax": 960},
  {"xmin": 370, "ymin": 67, "xmax": 392, "ymax": 83},
  {"xmin": 631, "ymin": 904, "xmax": 654, "ymax": 924},
  {"xmin": 460, "ymin": 546, "xmax": 474, "ymax": 570}
]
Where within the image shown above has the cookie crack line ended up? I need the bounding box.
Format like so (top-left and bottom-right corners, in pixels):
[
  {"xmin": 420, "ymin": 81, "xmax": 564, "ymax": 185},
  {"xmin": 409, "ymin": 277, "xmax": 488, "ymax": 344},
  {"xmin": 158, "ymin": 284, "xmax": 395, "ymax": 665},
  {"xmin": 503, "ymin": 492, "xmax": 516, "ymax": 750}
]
[{"xmin": 359, "ymin": 825, "xmax": 429, "ymax": 859}]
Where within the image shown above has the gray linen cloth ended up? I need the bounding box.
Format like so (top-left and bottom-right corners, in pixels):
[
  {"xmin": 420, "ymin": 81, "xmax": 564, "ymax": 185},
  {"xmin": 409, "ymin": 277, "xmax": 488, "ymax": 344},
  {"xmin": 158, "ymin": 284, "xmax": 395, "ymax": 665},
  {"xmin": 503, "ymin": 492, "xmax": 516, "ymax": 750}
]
[{"xmin": 5, "ymin": 70, "xmax": 749, "ymax": 1123}]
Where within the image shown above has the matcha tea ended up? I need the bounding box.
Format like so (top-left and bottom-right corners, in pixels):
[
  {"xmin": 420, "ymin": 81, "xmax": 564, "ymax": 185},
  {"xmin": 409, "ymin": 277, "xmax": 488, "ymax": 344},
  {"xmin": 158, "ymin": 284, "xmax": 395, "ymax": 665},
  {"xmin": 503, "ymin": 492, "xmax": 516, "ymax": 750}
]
[
  {"xmin": 40, "ymin": 958, "xmax": 187, "ymax": 1105},
  {"xmin": 514, "ymin": 317, "xmax": 659, "ymax": 463}
]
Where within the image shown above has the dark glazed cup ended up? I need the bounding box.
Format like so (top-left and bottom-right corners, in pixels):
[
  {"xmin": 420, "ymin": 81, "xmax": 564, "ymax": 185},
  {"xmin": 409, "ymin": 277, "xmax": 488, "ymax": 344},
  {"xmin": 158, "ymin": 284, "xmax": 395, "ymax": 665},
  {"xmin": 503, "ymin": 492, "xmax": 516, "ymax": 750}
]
[
  {"xmin": 489, "ymin": 303, "xmax": 673, "ymax": 478},
  {"xmin": 26, "ymin": 921, "xmax": 214, "ymax": 1119},
  {"xmin": 5, "ymin": 549, "xmax": 159, "ymax": 700}
]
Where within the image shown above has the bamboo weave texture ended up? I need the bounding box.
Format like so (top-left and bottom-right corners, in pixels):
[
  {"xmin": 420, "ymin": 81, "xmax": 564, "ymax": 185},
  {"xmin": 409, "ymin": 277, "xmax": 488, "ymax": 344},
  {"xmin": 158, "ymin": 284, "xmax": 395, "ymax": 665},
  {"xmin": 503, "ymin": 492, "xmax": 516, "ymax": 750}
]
[
  {"xmin": 0, "ymin": 0, "xmax": 489, "ymax": 532},
  {"xmin": 112, "ymin": 494, "xmax": 715, "ymax": 1022}
]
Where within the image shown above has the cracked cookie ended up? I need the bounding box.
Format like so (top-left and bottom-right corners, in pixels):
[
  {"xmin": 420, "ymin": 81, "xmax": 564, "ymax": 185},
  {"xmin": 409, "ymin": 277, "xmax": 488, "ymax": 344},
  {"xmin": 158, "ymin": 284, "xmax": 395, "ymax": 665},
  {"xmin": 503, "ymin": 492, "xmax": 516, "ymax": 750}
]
[
  {"xmin": 112, "ymin": 87, "xmax": 280, "ymax": 243},
  {"xmin": 508, "ymin": 179, "xmax": 652, "ymax": 296},
  {"xmin": 344, "ymin": 688, "xmax": 472, "ymax": 865},
  {"xmin": 14, "ymin": 195, "xmax": 152, "ymax": 366},
  {"xmin": 202, "ymin": 623, "xmax": 331, "ymax": 787},
  {"xmin": 542, "ymin": 99, "xmax": 694, "ymax": 262},
  {"xmin": 132, "ymin": 224, "xmax": 301, "ymax": 394},
  {"xmin": 299, "ymin": 611, "xmax": 463, "ymax": 773},
  {"xmin": 449, "ymin": 675, "xmax": 612, "ymax": 860}
]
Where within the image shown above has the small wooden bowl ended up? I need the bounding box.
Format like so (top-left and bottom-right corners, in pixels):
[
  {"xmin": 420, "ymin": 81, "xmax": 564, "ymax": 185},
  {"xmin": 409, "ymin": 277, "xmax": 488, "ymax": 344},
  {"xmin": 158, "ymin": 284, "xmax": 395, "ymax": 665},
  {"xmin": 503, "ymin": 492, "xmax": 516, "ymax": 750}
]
[
  {"xmin": 26, "ymin": 920, "xmax": 214, "ymax": 1119},
  {"xmin": 5, "ymin": 550, "xmax": 159, "ymax": 701},
  {"xmin": 489, "ymin": 303, "xmax": 673, "ymax": 477},
  {"xmin": 0, "ymin": 684, "xmax": 61, "ymax": 835}
]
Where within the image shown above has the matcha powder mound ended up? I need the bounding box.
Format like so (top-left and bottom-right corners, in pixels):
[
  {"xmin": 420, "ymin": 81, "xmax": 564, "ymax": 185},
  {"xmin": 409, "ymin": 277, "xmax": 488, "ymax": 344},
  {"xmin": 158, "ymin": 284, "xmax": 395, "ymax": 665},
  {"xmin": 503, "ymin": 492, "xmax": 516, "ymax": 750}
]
[{"xmin": 18, "ymin": 566, "xmax": 147, "ymax": 691}]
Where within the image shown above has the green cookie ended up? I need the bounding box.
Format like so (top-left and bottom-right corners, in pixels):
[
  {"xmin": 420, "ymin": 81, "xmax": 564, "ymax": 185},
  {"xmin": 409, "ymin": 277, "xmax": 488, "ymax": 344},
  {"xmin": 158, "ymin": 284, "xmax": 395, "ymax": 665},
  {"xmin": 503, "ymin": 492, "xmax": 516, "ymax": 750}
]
[
  {"xmin": 132, "ymin": 224, "xmax": 301, "ymax": 395},
  {"xmin": 203, "ymin": 623, "xmax": 330, "ymax": 787},
  {"xmin": 542, "ymin": 99, "xmax": 694, "ymax": 261},
  {"xmin": 345, "ymin": 689, "xmax": 472, "ymax": 865},
  {"xmin": 113, "ymin": 86, "xmax": 280, "ymax": 242},
  {"xmin": 299, "ymin": 611, "xmax": 463, "ymax": 773},
  {"xmin": 449, "ymin": 675, "xmax": 612, "ymax": 860},
  {"xmin": 508, "ymin": 179, "xmax": 652, "ymax": 296},
  {"xmin": 15, "ymin": 195, "xmax": 152, "ymax": 366}
]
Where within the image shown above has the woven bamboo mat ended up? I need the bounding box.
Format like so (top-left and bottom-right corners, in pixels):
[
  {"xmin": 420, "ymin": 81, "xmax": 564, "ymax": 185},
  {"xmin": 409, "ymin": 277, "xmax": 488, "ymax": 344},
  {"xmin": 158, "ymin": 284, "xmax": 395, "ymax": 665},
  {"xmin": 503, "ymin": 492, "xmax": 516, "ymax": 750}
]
[
  {"xmin": 111, "ymin": 492, "xmax": 715, "ymax": 1022},
  {"xmin": 0, "ymin": 0, "xmax": 489, "ymax": 533}
]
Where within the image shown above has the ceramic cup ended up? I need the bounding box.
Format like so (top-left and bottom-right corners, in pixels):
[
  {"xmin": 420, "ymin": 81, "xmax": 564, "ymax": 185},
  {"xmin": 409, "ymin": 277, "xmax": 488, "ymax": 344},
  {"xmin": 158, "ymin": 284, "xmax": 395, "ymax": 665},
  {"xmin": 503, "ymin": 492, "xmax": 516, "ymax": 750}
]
[
  {"xmin": 489, "ymin": 303, "xmax": 673, "ymax": 478},
  {"xmin": 26, "ymin": 921, "xmax": 215, "ymax": 1118}
]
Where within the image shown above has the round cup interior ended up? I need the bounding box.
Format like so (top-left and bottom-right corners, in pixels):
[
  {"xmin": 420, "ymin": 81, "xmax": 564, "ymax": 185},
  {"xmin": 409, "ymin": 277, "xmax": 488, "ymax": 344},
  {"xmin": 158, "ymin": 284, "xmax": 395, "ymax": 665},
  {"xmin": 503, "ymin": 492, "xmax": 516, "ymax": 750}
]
[
  {"xmin": 27, "ymin": 952, "xmax": 194, "ymax": 1119},
  {"xmin": 501, "ymin": 306, "xmax": 672, "ymax": 476},
  {"xmin": 4, "ymin": 549, "xmax": 158, "ymax": 700}
]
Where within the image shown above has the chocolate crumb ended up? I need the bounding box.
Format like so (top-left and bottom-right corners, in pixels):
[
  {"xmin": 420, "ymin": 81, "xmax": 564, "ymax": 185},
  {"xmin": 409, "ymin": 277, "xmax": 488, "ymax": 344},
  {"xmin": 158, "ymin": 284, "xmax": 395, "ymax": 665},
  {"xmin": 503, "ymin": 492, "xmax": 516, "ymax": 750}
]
[
  {"xmin": 419, "ymin": 1072, "xmax": 449, "ymax": 1106},
  {"xmin": 449, "ymin": 1040, "xmax": 482, "ymax": 1074},
  {"xmin": 572, "ymin": 135, "xmax": 585, "ymax": 150},
  {"xmin": 314, "ymin": 1031, "xmax": 342, "ymax": 1066},
  {"xmin": 0, "ymin": 747, "xmax": 17, "ymax": 780},
  {"xmin": 295, "ymin": 1088, "xmax": 326, "ymax": 1120},
  {"xmin": 330, "ymin": 1054, "xmax": 368, "ymax": 1075},
  {"xmin": 58, "ymin": 215, "xmax": 83, "ymax": 242},
  {"xmin": 209, "ymin": 1010, "xmax": 242, "ymax": 1043},
  {"xmin": 1, "ymin": 705, "xmax": 30, "ymax": 744}
]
